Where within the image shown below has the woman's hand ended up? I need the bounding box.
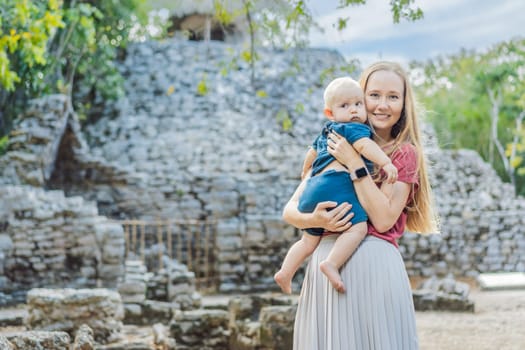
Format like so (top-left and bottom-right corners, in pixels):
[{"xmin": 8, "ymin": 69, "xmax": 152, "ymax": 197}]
[
  {"xmin": 327, "ymin": 131, "xmax": 364, "ymax": 169},
  {"xmin": 312, "ymin": 201, "xmax": 354, "ymax": 233},
  {"xmin": 282, "ymin": 170, "xmax": 354, "ymax": 233}
]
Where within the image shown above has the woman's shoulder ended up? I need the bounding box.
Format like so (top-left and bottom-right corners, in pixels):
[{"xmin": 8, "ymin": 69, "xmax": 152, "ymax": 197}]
[
  {"xmin": 392, "ymin": 142, "xmax": 417, "ymax": 159},
  {"xmin": 395, "ymin": 142, "xmax": 417, "ymax": 154},
  {"xmin": 392, "ymin": 142, "xmax": 418, "ymax": 182}
]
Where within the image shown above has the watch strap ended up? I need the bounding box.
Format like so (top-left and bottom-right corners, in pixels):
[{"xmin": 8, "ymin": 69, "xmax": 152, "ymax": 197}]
[{"xmin": 350, "ymin": 166, "xmax": 369, "ymax": 181}]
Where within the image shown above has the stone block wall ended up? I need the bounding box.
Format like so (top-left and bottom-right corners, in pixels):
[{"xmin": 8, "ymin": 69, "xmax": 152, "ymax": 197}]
[
  {"xmin": 399, "ymin": 148, "xmax": 525, "ymax": 277},
  {"xmin": 0, "ymin": 186, "xmax": 124, "ymax": 304}
]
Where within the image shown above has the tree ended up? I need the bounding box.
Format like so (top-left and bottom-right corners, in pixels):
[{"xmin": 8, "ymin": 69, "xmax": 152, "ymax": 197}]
[
  {"xmin": 0, "ymin": 0, "xmax": 148, "ymax": 139},
  {"xmin": 0, "ymin": 0, "xmax": 65, "ymax": 133},
  {"xmin": 412, "ymin": 38, "xmax": 525, "ymax": 194}
]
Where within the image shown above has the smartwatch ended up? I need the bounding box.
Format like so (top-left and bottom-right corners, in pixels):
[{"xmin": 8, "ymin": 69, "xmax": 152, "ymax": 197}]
[{"xmin": 349, "ymin": 166, "xmax": 369, "ymax": 181}]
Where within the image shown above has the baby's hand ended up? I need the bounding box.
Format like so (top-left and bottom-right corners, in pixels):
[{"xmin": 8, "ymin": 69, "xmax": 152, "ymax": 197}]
[{"xmin": 382, "ymin": 162, "xmax": 398, "ymax": 184}]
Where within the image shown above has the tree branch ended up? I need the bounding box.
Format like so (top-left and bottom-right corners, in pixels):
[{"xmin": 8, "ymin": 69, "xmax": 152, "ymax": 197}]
[{"xmin": 487, "ymin": 86, "xmax": 515, "ymax": 188}]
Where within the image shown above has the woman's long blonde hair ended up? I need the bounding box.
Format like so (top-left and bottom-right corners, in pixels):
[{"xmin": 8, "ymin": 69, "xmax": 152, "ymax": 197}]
[{"xmin": 359, "ymin": 61, "xmax": 439, "ymax": 234}]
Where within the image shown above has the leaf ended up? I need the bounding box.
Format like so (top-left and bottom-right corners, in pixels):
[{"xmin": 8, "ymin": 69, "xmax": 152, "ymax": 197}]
[
  {"xmin": 276, "ymin": 108, "xmax": 293, "ymax": 131},
  {"xmin": 197, "ymin": 77, "xmax": 209, "ymax": 96},
  {"xmin": 511, "ymin": 156, "xmax": 523, "ymax": 169},
  {"xmin": 241, "ymin": 50, "xmax": 252, "ymax": 63},
  {"xmin": 166, "ymin": 85, "xmax": 175, "ymax": 96},
  {"xmin": 256, "ymin": 90, "xmax": 268, "ymax": 98},
  {"xmin": 49, "ymin": 0, "xmax": 61, "ymax": 11},
  {"xmin": 337, "ymin": 17, "xmax": 349, "ymax": 30},
  {"xmin": 0, "ymin": 135, "xmax": 9, "ymax": 155}
]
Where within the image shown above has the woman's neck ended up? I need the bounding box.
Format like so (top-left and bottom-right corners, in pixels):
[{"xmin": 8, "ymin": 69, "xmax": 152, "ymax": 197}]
[{"xmin": 373, "ymin": 131, "xmax": 394, "ymax": 147}]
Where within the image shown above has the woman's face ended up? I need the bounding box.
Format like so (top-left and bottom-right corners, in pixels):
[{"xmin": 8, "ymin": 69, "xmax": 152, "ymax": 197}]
[{"xmin": 364, "ymin": 70, "xmax": 405, "ymax": 142}]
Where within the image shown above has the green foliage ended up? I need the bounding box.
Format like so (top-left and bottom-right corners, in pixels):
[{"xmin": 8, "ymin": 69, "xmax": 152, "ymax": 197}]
[
  {"xmin": 256, "ymin": 90, "xmax": 268, "ymax": 98},
  {"xmin": 336, "ymin": 17, "xmax": 349, "ymax": 30},
  {"xmin": 294, "ymin": 102, "xmax": 305, "ymax": 114},
  {"xmin": 276, "ymin": 108, "xmax": 293, "ymax": 131},
  {"xmin": 0, "ymin": 0, "xmax": 148, "ymax": 137},
  {"xmin": 335, "ymin": 0, "xmax": 422, "ymax": 29},
  {"xmin": 0, "ymin": 135, "xmax": 9, "ymax": 155},
  {"xmin": 217, "ymin": 48, "xmax": 240, "ymax": 77},
  {"xmin": 197, "ymin": 75, "xmax": 209, "ymax": 96},
  {"xmin": 61, "ymin": 0, "xmax": 148, "ymax": 109},
  {"xmin": 338, "ymin": 0, "xmax": 366, "ymax": 6},
  {"xmin": 412, "ymin": 38, "xmax": 525, "ymax": 194},
  {"xmin": 389, "ymin": 0, "xmax": 423, "ymax": 23},
  {"xmin": 0, "ymin": 0, "xmax": 64, "ymax": 91},
  {"xmin": 318, "ymin": 61, "xmax": 360, "ymax": 87}
]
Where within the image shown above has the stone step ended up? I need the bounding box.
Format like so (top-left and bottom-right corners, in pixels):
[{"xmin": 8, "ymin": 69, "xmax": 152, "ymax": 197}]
[
  {"xmin": 0, "ymin": 308, "xmax": 26, "ymax": 327},
  {"xmin": 477, "ymin": 272, "xmax": 525, "ymax": 291}
]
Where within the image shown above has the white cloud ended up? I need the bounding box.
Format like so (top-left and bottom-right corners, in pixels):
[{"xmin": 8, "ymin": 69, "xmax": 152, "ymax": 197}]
[
  {"xmin": 345, "ymin": 51, "xmax": 411, "ymax": 71},
  {"xmin": 307, "ymin": 0, "xmax": 525, "ymax": 64},
  {"xmin": 309, "ymin": 0, "xmax": 393, "ymax": 45}
]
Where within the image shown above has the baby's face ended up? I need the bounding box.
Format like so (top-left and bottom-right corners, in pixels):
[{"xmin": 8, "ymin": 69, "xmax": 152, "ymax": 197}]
[{"xmin": 328, "ymin": 87, "xmax": 367, "ymax": 124}]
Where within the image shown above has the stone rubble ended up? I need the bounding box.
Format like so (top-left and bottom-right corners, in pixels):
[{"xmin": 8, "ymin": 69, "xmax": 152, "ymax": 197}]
[
  {"xmin": 5, "ymin": 331, "xmax": 71, "ymax": 350},
  {"xmin": 72, "ymin": 324, "xmax": 95, "ymax": 350},
  {"xmin": 25, "ymin": 288, "xmax": 124, "ymax": 344},
  {"xmin": 413, "ymin": 274, "xmax": 475, "ymax": 312}
]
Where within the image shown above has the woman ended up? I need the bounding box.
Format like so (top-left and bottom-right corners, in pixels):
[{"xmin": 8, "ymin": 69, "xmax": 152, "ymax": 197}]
[{"xmin": 283, "ymin": 61, "xmax": 439, "ymax": 350}]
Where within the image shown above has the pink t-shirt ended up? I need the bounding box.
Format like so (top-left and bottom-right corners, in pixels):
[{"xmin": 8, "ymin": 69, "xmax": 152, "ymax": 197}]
[{"xmin": 367, "ymin": 143, "xmax": 419, "ymax": 247}]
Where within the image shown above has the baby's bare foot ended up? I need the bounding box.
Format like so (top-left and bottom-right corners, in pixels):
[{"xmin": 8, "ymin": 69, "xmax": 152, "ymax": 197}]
[
  {"xmin": 320, "ymin": 261, "xmax": 345, "ymax": 293},
  {"xmin": 274, "ymin": 270, "xmax": 292, "ymax": 294}
]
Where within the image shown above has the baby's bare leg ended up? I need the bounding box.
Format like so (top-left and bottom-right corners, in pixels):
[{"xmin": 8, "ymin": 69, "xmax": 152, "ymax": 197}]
[
  {"xmin": 274, "ymin": 232, "xmax": 321, "ymax": 294},
  {"xmin": 319, "ymin": 222, "xmax": 367, "ymax": 293}
]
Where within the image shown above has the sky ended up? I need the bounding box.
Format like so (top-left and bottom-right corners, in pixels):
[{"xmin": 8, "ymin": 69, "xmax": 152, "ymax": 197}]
[{"xmin": 306, "ymin": 0, "xmax": 525, "ymax": 68}]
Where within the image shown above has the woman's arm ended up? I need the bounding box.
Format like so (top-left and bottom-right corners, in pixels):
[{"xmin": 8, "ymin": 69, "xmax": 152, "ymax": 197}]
[
  {"xmin": 352, "ymin": 138, "xmax": 398, "ymax": 183},
  {"xmin": 301, "ymin": 147, "xmax": 317, "ymax": 180},
  {"xmin": 282, "ymin": 177, "xmax": 354, "ymax": 232},
  {"xmin": 327, "ymin": 131, "xmax": 410, "ymax": 232}
]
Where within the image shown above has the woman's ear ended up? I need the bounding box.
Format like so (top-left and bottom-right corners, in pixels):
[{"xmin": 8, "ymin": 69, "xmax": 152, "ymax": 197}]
[{"xmin": 324, "ymin": 108, "xmax": 334, "ymax": 119}]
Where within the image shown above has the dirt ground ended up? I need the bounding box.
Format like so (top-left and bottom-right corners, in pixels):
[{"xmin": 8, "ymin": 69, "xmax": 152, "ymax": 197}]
[{"xmin": 416, "ymin": 288, "xmax": 525, "ymax": 350}]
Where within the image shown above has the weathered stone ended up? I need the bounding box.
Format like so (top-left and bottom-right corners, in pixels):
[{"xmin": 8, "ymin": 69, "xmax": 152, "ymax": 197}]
[
  {"xmin": 7, "ymin": 331, "xmax": 71, "ymax": 350},
  {"xmin": 73, "ymin": 324, "xmax": 95, "ymax": 350},
  {"xmin": 259, "ymin": 305, "xmax": 296, "ymax": 350},
  {"xmin": 26, "ymin": 288, "xmax": 123, "ymax": 344},
  {"xmin": 170, "ymin": 309, "xmax": 230, "ymax": 349},
  {"xmin": 414, "ymin": 275, "xmax": 475, "ymax": 312},
  {"xmin": 0, "ymin": 335, "xmax": 14, "ymax": 350}
]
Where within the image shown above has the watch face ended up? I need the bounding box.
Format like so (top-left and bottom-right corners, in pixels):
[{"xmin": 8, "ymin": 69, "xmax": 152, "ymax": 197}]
[{"xmin": 355, "ymin": 167, "xmax": 368, "ymax": 178}]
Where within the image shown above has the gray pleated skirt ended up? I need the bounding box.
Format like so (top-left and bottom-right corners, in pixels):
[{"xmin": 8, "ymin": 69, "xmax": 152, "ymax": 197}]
[{"xmin": 293, "ymin": 235, "xmax": 419, "ymax": 350}]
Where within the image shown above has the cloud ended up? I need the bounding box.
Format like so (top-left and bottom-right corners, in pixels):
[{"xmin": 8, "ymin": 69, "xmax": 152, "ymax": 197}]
[
  {"xmin": 309, "ymin": 0, "xmax": 393, "ymax": 45},
  {"xmin": 345, "ymin": 51, "xmax": 412, "ymax": 70},
  {"xmin": 307, "ymin": 0, "xmax": 525, "ymax": 64}
]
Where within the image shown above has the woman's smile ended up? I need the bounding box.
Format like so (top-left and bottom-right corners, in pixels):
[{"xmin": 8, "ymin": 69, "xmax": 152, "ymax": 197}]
[{"xmin": 372, "ymin": 113, "xmax": 390, "ymax": 120}]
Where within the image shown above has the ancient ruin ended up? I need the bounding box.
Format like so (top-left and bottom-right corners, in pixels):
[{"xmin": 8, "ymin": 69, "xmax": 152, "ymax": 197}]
[{"xmin": 0, "ymin": 37, "xmax": 524, "ymax": 348}]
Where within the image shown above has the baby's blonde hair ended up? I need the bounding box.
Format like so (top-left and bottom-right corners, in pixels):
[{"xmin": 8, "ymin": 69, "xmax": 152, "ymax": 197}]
[
  {"xmin": 323, "ymin": 77, "xmax": 362, "ymax": 110},
  {"xmin": 359, "ymin": 61, "xmax": 439, "ymax": 234}
]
